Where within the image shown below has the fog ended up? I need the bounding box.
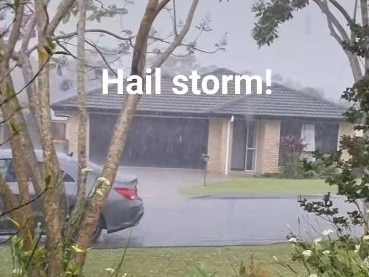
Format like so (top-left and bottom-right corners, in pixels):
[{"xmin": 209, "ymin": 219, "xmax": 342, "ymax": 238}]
[{"xmin": 1, "ymin": 1, "xmax": 365, "ymax": 270}]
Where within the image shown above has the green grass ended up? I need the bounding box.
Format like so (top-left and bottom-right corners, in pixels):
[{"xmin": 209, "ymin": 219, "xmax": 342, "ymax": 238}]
[
  {"xmin": 0, "ymin": 244, "xmax": 305, "ymax": 276},
  {"xmin": 179, "ymin": 177, "xmax": 336, "ymax": 197}
]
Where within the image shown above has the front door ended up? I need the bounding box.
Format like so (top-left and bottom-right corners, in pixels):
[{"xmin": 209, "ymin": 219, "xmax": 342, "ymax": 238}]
[{"xmin": 230, "ymin": 120, "xmax": 257, "ymax": 171}]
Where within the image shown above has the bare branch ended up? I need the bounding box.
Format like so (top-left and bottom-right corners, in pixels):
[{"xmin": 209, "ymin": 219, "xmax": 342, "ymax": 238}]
[
  {"xmin": 315, "ymin": 0, "xmax": 362, "ymax": 80},
  {"xmin": 46, "ymin": 0, "xmax": 76, "ymax": 36},
  {"xmin": 151, "ymin": 0, "xmax": 200, "ymax": 68},
  {"xmin": 314, "ymin": 0, "xmax": 350, "ymax": 42},
  {"xmin": 172, "ymin": 0, "xmax": 178, "ymax": 36},
  {"xmin": 328, "ymin": 0, "xmax": 353, "ymax": 24},
  {"xmin": 361, "ymin": 0, "xmax": 369, "ymax": 26},
  {"xmin": 21, "ymin": 14, "xmax": 36, "ymax": 51},
  {"xmin": 156, "ymin": 0, "xmax": 172, "ymax": 17},
  {"xmin": 27, "ymin": 29, "xmax": 133, "ymax": 55},
  {"xmin": 85, "ymin": 40, "xmax": 117, "ymax": 76},
  {"xmin": 4, "ymin": 2, "xmax": 25, "ymax": 61},
  {"xmin": 353, "ymin": 0, "xmax": 358, "ymax": 23}
]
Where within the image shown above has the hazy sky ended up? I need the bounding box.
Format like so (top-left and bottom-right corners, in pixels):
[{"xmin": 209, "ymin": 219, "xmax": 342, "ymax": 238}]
[{"xmin": 55, "ymin": 0, "xmax": 354, "ymax": 101}]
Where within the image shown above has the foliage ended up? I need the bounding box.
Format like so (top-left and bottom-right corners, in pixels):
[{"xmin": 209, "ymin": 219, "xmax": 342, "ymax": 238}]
[
  {"xmin": 279, "ymin": 135, "xmax": 306, "ymax": 178},
  {"xmin": 278, "ymin": 231, "xmax": 369, "ymax": 276},
  {"xmin": 251, "ymin": 3, "xmax": 369, "ymax": 276},
  {"xmin": 252, "ymin": 0, "xmax": 309, "ymax": 47}
]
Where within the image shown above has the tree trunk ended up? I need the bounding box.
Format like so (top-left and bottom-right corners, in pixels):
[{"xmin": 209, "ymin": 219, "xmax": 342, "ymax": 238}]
[
  {"xmin": 361, "ymin": 0, "xmax": 369, "ymax": 72},
  {"xmin": 76, "ymin": 0, "xmax": 88, "ymax": 210},
  {"xmin": 0, "ymin": 71, "xmax": 34, "ymax": 251},
  {"xmin": 74, "ymin": 0, "xmax": 161, "ymax": 267},
  {"xmin": 74, "ymin": 0, "xmax": 200, "ymax": 267},
  {"xmin": 34, "ymin": 2, "xmax": 66, "ymax": 275}
]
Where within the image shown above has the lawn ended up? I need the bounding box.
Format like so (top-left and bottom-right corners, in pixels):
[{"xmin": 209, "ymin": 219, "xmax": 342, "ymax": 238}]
[
  {"xmin": 0, "ymin": 243, "xmax": 304, "ymax": 276},
  {"xmin": 179, "ymin": 177, "xmax": 336, "ymax": 197}
]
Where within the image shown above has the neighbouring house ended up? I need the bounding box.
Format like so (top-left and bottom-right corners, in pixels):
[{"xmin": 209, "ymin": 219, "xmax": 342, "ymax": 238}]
[{"xmin": 50, "ymin": 68, "xmax": 355, "ymax": 175}]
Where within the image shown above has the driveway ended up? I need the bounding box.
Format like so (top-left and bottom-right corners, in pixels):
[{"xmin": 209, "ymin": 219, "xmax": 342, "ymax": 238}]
[
  {"xmin": 118, "ymin": 166, "xmax": 229, "ymax": 200},
  {"xmin": 95, "ymin": 167, "xmax": 362, "ymax": 248}
]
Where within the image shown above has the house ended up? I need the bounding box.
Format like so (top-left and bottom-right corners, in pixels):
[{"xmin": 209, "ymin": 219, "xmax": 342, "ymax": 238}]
[{"xmin": 50, "ymin": 68, "xmax": 353, "ymax": 175}]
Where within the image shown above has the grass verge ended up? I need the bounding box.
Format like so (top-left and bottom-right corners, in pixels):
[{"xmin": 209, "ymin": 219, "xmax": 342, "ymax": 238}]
[
  {"xmin": 0, "ymin": 243, "xmax": 304, "ymax": 276},
  {"xmin": 179, "ymin": 177, "xmax": 335, "ymax": 197}
]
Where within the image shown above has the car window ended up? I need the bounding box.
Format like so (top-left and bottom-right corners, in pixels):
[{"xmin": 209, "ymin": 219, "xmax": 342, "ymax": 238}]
[
  {"xmin": 36, "ymin": 162, "xmax": 75, "ymax": 183},
  {"xmin": 0, "ymin": 159, "xmax": 12, "ymax": 180},
  {"xmin": 62, "ymin": 171, "xmax": 75, "ymax": 182},
  {"xmin": 6, "ymin": 160, "xmax": 17, "ymax": 182}
]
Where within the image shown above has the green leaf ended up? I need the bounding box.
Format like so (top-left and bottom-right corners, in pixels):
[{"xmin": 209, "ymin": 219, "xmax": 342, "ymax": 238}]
[
  {"xmin": 14, "ymin": 0, "xmax": 20, "ymax": 12},
  {"xmin": 45, "ymin": 175, "xmax": 51, "ymax": 188},
  {"xmin": 10, "ymin": 122, "xmax": 21, "ymax": 134}
]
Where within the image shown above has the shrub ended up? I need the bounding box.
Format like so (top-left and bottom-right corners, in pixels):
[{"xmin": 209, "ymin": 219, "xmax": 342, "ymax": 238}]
[{"xmin": 278, "ymin": 231, "xmax": 369, "ymax": 276}]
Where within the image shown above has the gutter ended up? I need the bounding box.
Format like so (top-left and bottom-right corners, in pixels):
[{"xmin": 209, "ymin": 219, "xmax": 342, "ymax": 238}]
[{"xmin": 224, "ymin": 115, "xmax": 234, "ymax": 175}]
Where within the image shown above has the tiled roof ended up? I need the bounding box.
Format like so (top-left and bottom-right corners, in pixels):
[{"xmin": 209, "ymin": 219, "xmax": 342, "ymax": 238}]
[{"xmin": 52, "ymin": 68, "xmax": 346, "ymax": 119}]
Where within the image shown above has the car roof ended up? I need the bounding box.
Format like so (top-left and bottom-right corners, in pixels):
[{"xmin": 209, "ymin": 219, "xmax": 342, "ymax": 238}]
[{"xmin": 0, "ymin": 148, "xmax": 137, "ymax": 183}]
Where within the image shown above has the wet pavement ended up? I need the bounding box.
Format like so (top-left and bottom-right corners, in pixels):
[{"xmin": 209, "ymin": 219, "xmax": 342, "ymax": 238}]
[
  {"xmin": 0, "ymin": 167, "xmax": 361, "ymax": 248},
  {"xmin": 91, "ymin": 167, "xmax": 361, "ymax": 249},
  {"xmin": 94, "ymin": 195, "xmax": 360, "ymax": 249}
]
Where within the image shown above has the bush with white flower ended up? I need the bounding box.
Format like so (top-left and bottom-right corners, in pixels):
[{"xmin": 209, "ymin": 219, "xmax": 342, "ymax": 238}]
[{"xmin": 280, "ymin": 228, "xmax": 369, "ymax": 276}]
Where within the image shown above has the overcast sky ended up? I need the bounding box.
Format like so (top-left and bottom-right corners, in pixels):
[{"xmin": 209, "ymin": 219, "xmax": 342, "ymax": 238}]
[{"xmin": 53, "ymin": 0, "xmax": 354, "ymax": 102}]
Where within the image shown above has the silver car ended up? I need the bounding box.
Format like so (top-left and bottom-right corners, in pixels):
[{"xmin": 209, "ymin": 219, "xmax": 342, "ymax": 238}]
[{"xmin": 0, "ymin": 149, "xmax": 144, "ymax": 242}]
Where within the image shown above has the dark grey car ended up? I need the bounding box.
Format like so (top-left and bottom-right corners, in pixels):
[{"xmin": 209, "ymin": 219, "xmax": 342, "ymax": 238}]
[{"xmin": 0, "ymin": 149, "xmax": 144, "ymax": 242}]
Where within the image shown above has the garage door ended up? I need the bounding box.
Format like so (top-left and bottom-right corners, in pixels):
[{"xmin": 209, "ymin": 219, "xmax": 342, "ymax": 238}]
[{"xmin": 89, "ymin": 114, "xmax": 209, "ymax": 169}]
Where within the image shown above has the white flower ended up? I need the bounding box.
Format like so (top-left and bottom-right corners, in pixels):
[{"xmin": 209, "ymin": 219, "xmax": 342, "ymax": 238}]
[
  {"xmin": 322, "ymin": 250, "xmax": 330, "ymax": 255},
  {"xmin": 12, "ymin": 268, "xmax": 23, "ymax": 275},
  {"xmin": 81, "ymin": 167, "xmax": 93, "ymax": 173},
  {"xmin": 363, "ymin": 235, "xmax": 369, "ymax": 241},
  {"xmin": 308, "ymin": 274, "xmax": 318, "ymax": 277},
  {"xmin": 302, "ymin": 250, "xmax": 312, "ymax": 257},
  {"xmin": 273, "ymin": 256, "xmax": 278, "ymax": 261},
  {"xmin": 314, "ymin": 237, "xmax": 322, "ymax": 245},
  {"xmin": 289, "ymin": 237, "xmax": 297, "ymax": 243},
  {"xmin": 322, "ymin": 229, "xmax": 334, "ymax": 236},
  {"xmin": 105, "ymin": 268, "xmax": 115, "ymax": 274},
  {"xmin": 97, "ymin": 177, "xmax": 110, "ymax": 185},
  {"xmin": 355, "ymin": 244, "xmax": 361, "ymax": 253}
]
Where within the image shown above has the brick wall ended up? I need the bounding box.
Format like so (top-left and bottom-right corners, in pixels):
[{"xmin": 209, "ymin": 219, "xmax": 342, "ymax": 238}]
[
  {"xmin": 207, "ymin": 118, "xmax": 229, "ymax": 173},
  {"xmin": 257, "ymin": 120, "xmax": 281, "ymax": 174},
  {"xmin": 64, "ymin": 111, "xmax": 90, "ymax": 160}
]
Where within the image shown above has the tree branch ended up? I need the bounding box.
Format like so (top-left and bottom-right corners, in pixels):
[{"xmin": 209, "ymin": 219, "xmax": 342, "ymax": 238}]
[
  {"xmin": 328, "ymin": 0, "xmax": 353, "ymax": 24},
  {"xmin": 21, "ymin": 14, "xmax": 36, "ymax": 51},
  {"xmin": 314, "ymin": 0, "xmax": 350, "ymax": 42},
  {"xmin": 85, "ymin": 40, "xmax": 117, "ymax": 76},
  {"xmin": 156, "ymin": 0, "xmax": 172, "ymax": 17},
  {"xmin": 151, "ymin": 0, "xmax": 200, "ymax": 68},
  {"xmin": 46, "ymin": 0, "xmax": 76, "ymax": 36},
  {"xmin": 313, "ymin": 0, "xmax": 362, "ymax": 80},
  {"xmin": 4, "ymin": 2, "xmax": 25, "ymax": 62}
]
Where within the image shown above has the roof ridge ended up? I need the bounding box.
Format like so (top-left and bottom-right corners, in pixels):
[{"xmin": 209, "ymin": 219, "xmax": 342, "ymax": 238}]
[{"xmin": 273, "ymin": 83, "xmax": 345, "ymax": 110}]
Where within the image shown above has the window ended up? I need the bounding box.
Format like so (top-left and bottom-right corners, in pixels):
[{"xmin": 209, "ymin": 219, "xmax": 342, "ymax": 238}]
[
  {"xmin": 52, "ymin": 122, "xmax": 66, "ymax": 140},
  {"xmin": 301, "ymin": 124, "xmax": 315, "ymax": 152}
]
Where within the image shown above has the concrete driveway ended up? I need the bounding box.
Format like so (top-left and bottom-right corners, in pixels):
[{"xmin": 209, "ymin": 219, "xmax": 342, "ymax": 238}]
[
  {"xmin": 95, "ymin": 167, "xmax": 362, "ymax": 248},
  {"xmin": 118, "ymin": 166, "xmax": 229, "ymax": 199}
]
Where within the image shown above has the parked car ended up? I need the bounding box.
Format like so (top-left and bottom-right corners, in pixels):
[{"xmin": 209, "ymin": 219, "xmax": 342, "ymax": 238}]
[{"xmin": 0, "ymin": 149, "xmax": 144, "ymax": 242}]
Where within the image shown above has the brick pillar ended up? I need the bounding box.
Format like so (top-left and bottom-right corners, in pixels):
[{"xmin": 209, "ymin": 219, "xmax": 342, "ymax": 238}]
[
  {"xmin": 257, "ymin": 120, "xmax": 281, "ymax": 174},
  {"xmin": 207, "ymin": 118, "xmax": 229, "ymax": 174},
  {"xmin": 65, "ymin": 111, "xmax": 90, "ymax": 161}
]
